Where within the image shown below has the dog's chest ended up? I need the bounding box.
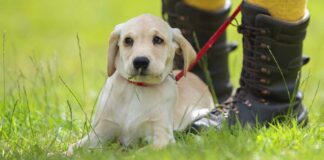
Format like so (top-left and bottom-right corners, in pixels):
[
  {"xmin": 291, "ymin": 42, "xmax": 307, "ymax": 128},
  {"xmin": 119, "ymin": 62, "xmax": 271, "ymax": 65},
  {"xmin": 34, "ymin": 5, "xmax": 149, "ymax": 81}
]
[
  {"xmin": 105, "ymin": 84, "xmax": 176, "ymax": 145},
  {"xmin": 113, "ymin": 89, "xmax": 154, "ymax": 129}
]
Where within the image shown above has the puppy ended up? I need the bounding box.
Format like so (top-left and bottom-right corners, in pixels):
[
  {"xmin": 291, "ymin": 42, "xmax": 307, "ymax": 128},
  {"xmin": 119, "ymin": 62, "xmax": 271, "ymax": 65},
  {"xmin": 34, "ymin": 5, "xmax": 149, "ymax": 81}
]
[{"xmin": 66, "ymin": 14, "xmax": 213, "ymax": 156}]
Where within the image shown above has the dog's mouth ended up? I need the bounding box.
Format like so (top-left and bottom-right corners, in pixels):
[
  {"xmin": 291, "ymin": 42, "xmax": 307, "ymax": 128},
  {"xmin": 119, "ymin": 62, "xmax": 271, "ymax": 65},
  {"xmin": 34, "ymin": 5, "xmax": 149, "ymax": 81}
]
[
  {"xmin": 129, "ymin": 68, "xmax": 147, "ymax": 78},
  {"xmin": 137, "ymin": 68, "xmax": 147, "ymax": 76},
  {"xmin": 128, "ymin": 69, "xmax": 163, "ymax": 84},
  {"xmin": 128, "ymin": 74, "xmax": 151, "ymax": 82}
]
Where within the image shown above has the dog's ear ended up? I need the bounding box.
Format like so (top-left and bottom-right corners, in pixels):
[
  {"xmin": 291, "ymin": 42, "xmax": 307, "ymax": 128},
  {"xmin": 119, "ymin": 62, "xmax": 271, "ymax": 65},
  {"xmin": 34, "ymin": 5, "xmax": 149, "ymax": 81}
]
[
  {"xmin": 172, "ymin": 28, "xmax": 196, "ymax": 76},
  {"xmin": 107, "ymin": 24, "xmax": 123, "ymax": 77}
]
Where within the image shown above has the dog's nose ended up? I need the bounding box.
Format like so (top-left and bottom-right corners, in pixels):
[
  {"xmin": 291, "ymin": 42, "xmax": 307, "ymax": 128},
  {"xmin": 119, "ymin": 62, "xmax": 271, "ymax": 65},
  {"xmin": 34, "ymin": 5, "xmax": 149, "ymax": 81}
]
[{"xmin": 133, "ymin": 57, "xmax": 150, "ymax": 70}]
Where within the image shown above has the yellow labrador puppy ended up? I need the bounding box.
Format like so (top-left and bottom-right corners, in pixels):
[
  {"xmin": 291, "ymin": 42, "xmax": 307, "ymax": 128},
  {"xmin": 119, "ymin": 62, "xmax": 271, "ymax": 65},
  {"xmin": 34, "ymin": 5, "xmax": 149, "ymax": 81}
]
[{"xmin": 66, "ymin": 14, "xmax": 213, "ymax": 156}]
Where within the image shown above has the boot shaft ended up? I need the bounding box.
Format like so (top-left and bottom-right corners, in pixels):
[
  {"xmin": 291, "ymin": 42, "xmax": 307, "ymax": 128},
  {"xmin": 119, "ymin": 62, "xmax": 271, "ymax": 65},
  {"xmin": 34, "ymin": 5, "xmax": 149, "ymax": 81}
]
[
  {"xmin": 162, "ymin": 0, "xmax": 230, "ymax": 49},
  {"xmin": 162, "ymin": 0, "xmax": 235, "ymax": 102}
]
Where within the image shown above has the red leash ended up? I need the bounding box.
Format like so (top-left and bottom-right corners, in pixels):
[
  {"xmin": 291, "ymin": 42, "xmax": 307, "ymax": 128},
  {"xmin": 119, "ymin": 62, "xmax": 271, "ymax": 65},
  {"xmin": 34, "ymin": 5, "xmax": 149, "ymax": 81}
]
[{"xmin": 175, "ymin": 2, "xmax": 242, "ymax": 81}]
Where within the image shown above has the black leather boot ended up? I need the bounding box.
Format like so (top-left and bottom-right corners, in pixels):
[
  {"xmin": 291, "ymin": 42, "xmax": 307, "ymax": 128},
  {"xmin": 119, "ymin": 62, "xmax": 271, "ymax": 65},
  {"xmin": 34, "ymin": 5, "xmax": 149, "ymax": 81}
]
[
  {"xmin": 162, "ymin": 0, "xmax": 237, "ymax": 103},
  {"xmin": 191, "ymin": 1, "xmax": 310, "ymax": 130},
  {"xmin": 223, "ymin": 2, "xmax": 309, "ymax": 127},
  {"xmin": 228, "ymin": 2, "xmax": 310, "ymax": 127}
]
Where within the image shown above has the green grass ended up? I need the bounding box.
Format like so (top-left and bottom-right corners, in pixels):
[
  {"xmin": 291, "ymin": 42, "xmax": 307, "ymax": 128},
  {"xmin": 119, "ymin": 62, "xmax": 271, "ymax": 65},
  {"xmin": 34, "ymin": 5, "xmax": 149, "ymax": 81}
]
[{"xmin": 1, "ymin": 0, "xmax": 324, "ymax": 159}]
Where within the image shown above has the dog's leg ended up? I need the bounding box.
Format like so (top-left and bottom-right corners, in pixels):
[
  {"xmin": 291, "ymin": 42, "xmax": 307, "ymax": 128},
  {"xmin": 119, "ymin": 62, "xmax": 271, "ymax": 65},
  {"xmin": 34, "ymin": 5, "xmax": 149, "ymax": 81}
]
[
  {"xmin": 152, "ymin": 124, "xmax": 174, "ymax": 149},
  {"xmin": 65, "ymin": 121, "xmax": 118, "ymax": 156}
]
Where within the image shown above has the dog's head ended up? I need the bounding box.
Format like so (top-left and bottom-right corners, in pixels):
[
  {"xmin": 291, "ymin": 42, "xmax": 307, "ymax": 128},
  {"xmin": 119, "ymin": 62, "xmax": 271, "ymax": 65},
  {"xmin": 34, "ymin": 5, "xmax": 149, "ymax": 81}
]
[{"xmin": 107, "ymin": 14, "xmax": 196, "ymax": 84}]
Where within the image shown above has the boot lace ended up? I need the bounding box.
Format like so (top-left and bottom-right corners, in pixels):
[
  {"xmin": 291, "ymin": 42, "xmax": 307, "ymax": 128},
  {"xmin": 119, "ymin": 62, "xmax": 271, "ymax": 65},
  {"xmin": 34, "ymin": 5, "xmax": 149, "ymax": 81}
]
[
  {"xmin": 238, "ymin": 24, "xmax": 272, "ymax": 104},
  {"xmin": 213, "ymin": 24, "xmax": 271, "ymax": 114}
]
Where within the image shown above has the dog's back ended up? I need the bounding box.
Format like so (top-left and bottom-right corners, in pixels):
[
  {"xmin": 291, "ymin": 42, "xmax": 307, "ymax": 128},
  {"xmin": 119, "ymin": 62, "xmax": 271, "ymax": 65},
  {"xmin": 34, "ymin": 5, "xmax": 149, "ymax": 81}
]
[{"xmin": 173, "ymin": 71, "xmax": 214, "ymax": 131}]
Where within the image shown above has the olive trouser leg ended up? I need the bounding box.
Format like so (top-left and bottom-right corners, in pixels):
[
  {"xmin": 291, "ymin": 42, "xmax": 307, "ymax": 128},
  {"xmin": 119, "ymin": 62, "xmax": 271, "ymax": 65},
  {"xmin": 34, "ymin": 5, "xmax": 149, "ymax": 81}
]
[{"xmin": 184, "ymin": 0, "xmax": 307, "ymax": 22}]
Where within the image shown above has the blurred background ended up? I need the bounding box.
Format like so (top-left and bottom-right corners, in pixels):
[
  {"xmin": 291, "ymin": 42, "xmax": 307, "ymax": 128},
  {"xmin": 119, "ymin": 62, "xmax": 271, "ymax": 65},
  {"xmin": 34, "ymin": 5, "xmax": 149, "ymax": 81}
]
[{"xmin": 0, "ymin": 0, "xmax": 161, "ymax": 90}]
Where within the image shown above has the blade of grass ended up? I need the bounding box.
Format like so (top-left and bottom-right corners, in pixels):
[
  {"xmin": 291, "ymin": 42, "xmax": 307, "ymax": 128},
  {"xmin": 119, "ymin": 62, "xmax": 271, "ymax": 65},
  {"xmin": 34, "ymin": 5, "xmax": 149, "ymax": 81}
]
[
  {"xmin": 76, "ymin": 35, "xmax": 90, "ymax": 138},
  {"xmin": 76, "ymin": 34, "xmax": 86, "ymax": 105},
  {"xmin": 23, "ymin": 86, "xmax": 35, "ymax": 139},
  {"xmin": 301, "ymin": 70, "xmax": 311, "ymax": 94},
  {"xmin": 59, "ymin": 76, "xmax": 102, "ymax": 146},
  {"xmin": 67, "ymin": 100, "xmax": 73, "ymax": 142},
  {"xmin": 288, "ymin": 71, "xmax": 301, "ymax": 115},
  {"xmin": 192, "ymin": 32, "xmax": 218, "ymax": 104},
  {"xmin": 267, "ymin": 46, "xmax": 304, "ymax": 119},
  {"xmin": 309, "ymin": 80, "xmax": 320, "ymax": 111},
  {"xmin": 2, "ymin": 32, "xmax": 6, "ymax": 109},
  {"xmin": 178, "ymin": 87, "xmax": 210, "ymax": 132},
  {"xmin": 89, "ymin": 90, "xmax": 100, "ymax": 124},
  {"xmin": 0, "ymin": 32, "xmax": 5, "ymax": 142},
  {"xmin": 266, "ymin": 46, "xmax": 291, "ymax": 102},
  {"xmin": 59, "ymin": 76, "xmax": 86, "ymax": 120},
  {"xmin": 8, "ymin": 99, "xmax": 19, "ymax": 135}
]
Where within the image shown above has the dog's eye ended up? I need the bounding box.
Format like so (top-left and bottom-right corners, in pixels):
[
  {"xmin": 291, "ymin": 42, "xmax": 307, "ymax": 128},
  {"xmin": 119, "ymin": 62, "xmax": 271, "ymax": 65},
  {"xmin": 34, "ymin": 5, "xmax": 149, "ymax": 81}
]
[
  {"xmin": 124, "ymin": 37, "xmax": 134, "ymax": 46},
  {"xmin": 153, "ymin": 36, "xmax": 164, "ymax": 45}
]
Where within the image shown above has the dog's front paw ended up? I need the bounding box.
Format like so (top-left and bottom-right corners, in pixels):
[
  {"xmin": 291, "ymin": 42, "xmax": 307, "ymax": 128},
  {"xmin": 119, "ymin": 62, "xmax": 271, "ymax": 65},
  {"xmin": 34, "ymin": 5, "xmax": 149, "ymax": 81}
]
[
  {"xmin": 63, "ymin": 144, "xmax": 76, "ymax": 157},
  {"xmin": 152, "ymin": 138, "xmax": 173, "ymax": 150},
  {"xmin": 152, "ymin": 143, "xmax": 168, "ymax": 150}
]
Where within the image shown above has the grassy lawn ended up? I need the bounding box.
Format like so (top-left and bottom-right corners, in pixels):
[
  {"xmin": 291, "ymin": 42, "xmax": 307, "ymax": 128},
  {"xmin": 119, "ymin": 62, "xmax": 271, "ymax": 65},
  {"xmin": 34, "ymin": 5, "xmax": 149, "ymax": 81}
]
[{"xmin": 0, "ymin": 0, "xmax": 323, "ymax": 159}]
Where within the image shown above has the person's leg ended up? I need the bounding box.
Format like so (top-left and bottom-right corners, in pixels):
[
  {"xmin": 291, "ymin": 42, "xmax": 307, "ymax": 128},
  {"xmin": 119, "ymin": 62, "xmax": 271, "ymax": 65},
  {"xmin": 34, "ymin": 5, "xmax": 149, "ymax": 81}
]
[
  {"xmin": 162, "ymin": 0, "xmax": 236, "ymax": 103},
  {"xmin": 247, "ymin": 0, "xmax": 307, "ymax": 22},
  {"xmin": 192, "ymin": 0, "xmax": 310, "ymax": 129},
  {"xmin": 183, "ymin": 0, "xmax": 226, "ymax": 11}
]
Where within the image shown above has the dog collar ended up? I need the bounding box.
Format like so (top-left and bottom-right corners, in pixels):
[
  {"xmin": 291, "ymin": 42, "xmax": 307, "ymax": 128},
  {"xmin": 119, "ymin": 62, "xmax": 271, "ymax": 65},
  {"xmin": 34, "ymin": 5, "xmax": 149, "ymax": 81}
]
[
  {"xmin": 127, "ymin": 73, "xmax": 176, "ymax": 87},
  {"xmin": 127, "ymin": 80, "xmax": 150, "ymax": 87}
]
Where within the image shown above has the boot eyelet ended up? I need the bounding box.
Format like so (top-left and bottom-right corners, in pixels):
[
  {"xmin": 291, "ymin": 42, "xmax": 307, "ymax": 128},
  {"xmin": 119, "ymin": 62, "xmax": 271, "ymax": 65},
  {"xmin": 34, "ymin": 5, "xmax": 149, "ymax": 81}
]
[
  {"xmin": 260, "ymin": 29, "xmax": 267, "ymax": 35},
  {"xmin": 181, "ymin": 29, "xmax": 187, "ymax": 34},
  {"xmin": 260, "ymin": 43, "xmax": 268, "ymax": 48},
  {"xmin": 231, "ymin": 106, "xmax": 239, "ymax": 114},
  {"xmin": 261, "ymin": 90, "xmax": 270, "ymax": 95},
  {"xmin": 260, "ymin": 55, "xmax": 266, "ymax": 60},
  {"xmin": 243, "ymin": 99, "xmax": 252, "ymax": 107},
  {"xmin": 260, "ymin": 78, "xmax": 270, "ymax": 85},
  {"xmin": 179, "ymin": 16, "xmax": 187, "ymax": 21},
  {"xmin": 260, "ymin": 67, "xmax": 271, "ymax": 74},
  {"xmin": 259, "ymin": 98, "xmax": 269, "ymax": 105},
  {"xmin": 260, "ymin": 55, "xmax": 271, "ymax": 61}
]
